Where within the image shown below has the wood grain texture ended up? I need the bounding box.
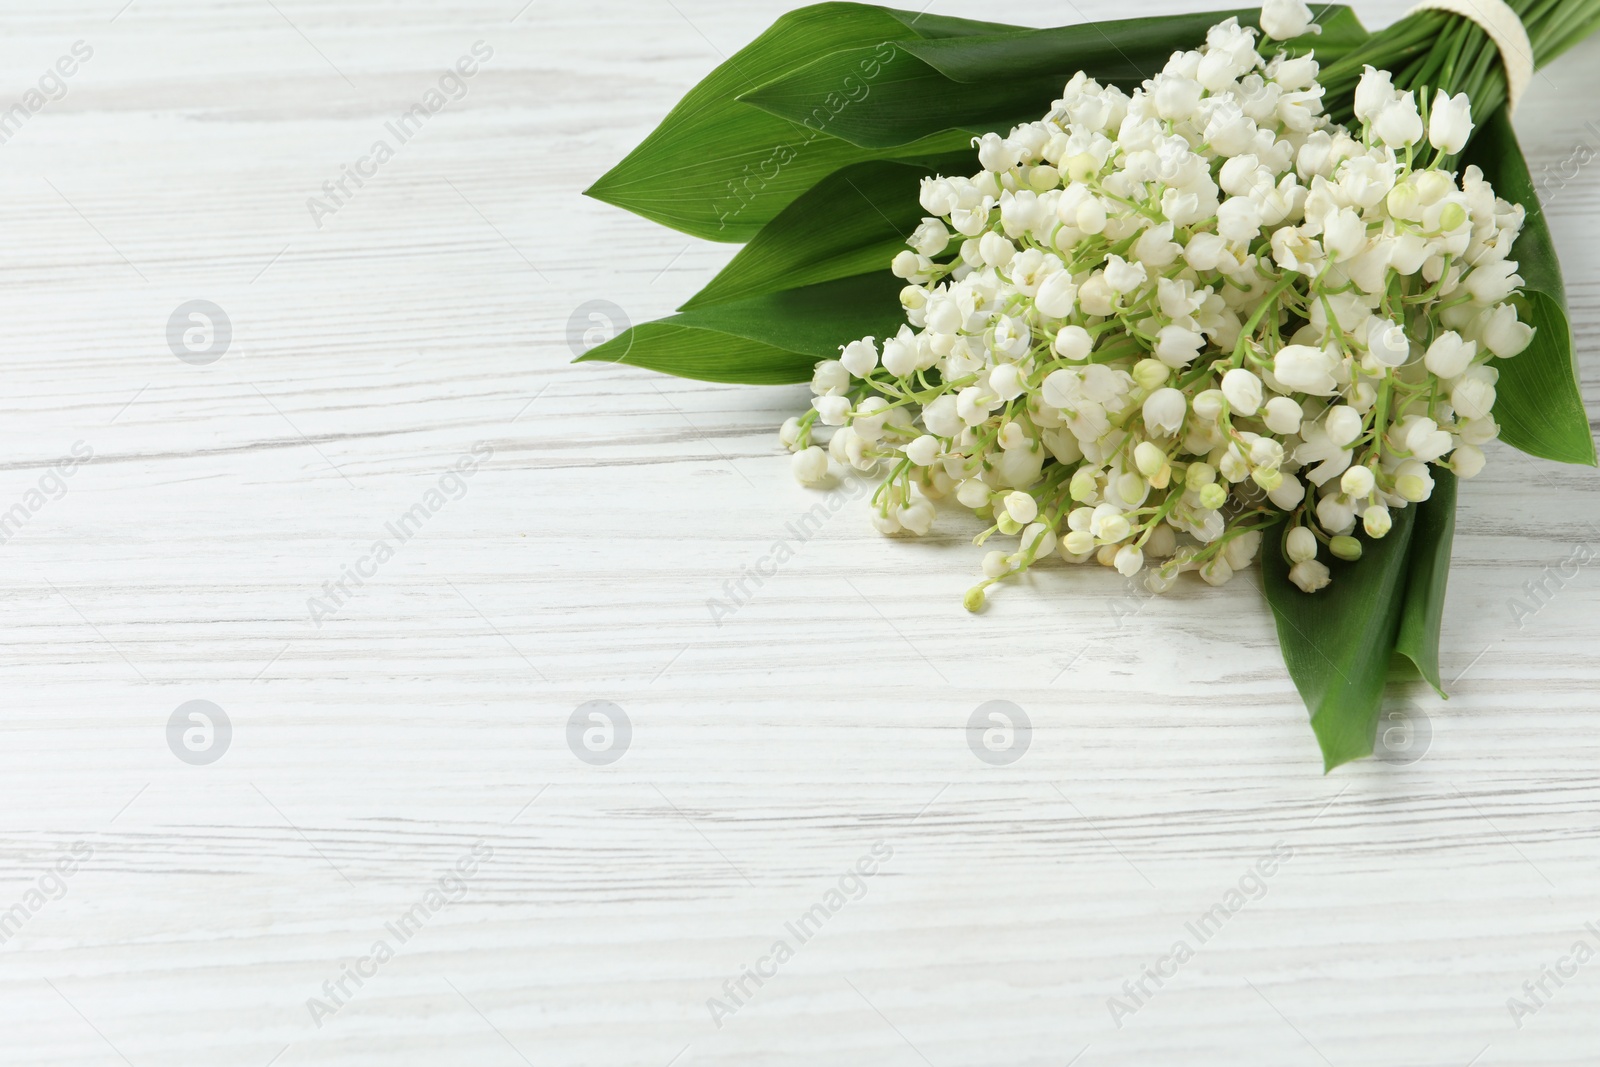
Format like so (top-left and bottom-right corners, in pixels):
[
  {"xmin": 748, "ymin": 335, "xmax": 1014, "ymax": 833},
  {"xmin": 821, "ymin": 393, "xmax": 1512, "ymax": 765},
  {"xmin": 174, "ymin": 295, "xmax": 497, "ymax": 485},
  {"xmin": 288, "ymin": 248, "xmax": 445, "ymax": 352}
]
[{"xmin": 2, "ymin": 0, "xmax": 1600, "ymax": 1063}]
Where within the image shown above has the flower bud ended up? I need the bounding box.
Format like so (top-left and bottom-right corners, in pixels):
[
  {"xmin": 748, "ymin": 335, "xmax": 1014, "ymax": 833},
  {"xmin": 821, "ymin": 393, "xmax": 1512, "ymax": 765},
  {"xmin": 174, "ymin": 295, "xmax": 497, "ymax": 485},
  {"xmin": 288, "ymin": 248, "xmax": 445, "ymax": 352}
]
[
  {"xmin": 1363, "ymin": 504, "xmax": 1393, "ymax": 538},
  {"xmin": 1134, "ymin": 441, "xmax": 1167, "ymax": 478},
  {"xmin": 1132, "ymin": 358, "xmax": 1169, "ymax": 392},
  {"xmin": 1063, "ymin": 529, "xmax": 1096, "ymax": 555},
  {"xmin": 1117, "ymin": 471, "xmax": 1146, "ymax": 503},
  {"xmin": 1199, "ymin": 482, "xmax": 1228, "ymax": 510},
  {"xmin": 979, "ymin": 231, "xmax": 1016, "ymax": 268},
  {"xmin": 1269, "ymin": 473, "xmax": 1307, "ymax": 510},
  {"xmin": 1287, "ymin": 526, "xmax": 1318, "ymax": 563},
  {"xmin": 1186, "ymin": 462, "xmax": 1217, "ymax": 490},
  {"xmin": 1052, "ymin": 324, "xmax": 1093, "ymax": 360},
  {"xmin": 905, "ymin": 435, "xmax": 941, "ymax": 467},
  {"xmin": 1387, "ymin": 181, "xmax": 1421, "ymax": 220},
  {"xmin": 1316, "ymin": 493, "xmax": 1356, "ymax": 534},
  {"xmin": 1193, "ymin": 389, "xmax": 1226, "ymax": 421},
  {"xmin": 1114, "ymin": 545, "xmax": 1144, "ymax": 577},
  {"xmin": 1252, "ymin": 467, "xmax": 1284, "ymax": 491},
  {"xmin": 1263, "ymin": 396, "xmax": 1303, "ymax": 435},
  {"xmin": 1069, "ymin": 466, "xmax": 1099, "ymax": 501},
  {"xmin": 1003, "ymin": 490, "xmax": 1038, "ymax": 524},
  {"xmin": 1340, "ymin": 465, "xmax": 1376, "ymax": 498},
  {"xmin": 1330, "ymin": 535, "xmax": 1363, "ymax": 561}
]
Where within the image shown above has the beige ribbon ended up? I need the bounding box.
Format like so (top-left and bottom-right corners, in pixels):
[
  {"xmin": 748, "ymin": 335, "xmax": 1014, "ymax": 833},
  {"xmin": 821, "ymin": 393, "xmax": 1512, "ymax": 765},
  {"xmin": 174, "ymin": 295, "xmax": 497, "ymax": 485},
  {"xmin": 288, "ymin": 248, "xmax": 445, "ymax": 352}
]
[{"xmin": 1406, "ymin": 0, "xmax": 1535, "ymax": 113}]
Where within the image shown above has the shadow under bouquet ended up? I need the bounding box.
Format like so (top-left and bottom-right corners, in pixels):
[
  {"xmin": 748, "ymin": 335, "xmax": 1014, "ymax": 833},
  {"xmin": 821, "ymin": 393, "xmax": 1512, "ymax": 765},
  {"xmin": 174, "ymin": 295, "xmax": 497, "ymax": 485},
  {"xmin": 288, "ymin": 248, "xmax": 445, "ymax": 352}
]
[{"xmin": 582, "ymin": 0, "xmax": 1600, "ymax": 770}]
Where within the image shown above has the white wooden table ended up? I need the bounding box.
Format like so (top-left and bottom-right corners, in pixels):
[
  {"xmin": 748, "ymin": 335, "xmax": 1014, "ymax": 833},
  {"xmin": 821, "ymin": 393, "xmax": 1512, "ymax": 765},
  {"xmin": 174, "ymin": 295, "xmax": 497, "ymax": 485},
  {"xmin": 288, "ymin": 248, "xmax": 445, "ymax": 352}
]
[{"xmin": 3, "ymin": 1, "xmax": 1599, "ymax": 1063}]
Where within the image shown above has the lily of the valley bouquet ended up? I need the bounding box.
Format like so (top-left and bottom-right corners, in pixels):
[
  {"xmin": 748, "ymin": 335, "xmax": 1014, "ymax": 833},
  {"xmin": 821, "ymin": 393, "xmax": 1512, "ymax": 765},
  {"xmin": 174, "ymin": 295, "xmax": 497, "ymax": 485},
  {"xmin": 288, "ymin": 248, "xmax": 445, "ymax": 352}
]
[{"xmin": 583, "ymin": 0, "xmax": 1599, "ymax": 769}]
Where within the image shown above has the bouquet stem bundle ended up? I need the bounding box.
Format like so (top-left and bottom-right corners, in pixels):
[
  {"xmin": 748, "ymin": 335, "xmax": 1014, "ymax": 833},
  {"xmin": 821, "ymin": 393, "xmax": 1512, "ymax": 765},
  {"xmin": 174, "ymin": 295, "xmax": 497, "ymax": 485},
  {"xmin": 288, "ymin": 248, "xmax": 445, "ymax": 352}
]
[{"xmin": 582, "ymin": 3, "xmax": 1600, "ymax": 771}]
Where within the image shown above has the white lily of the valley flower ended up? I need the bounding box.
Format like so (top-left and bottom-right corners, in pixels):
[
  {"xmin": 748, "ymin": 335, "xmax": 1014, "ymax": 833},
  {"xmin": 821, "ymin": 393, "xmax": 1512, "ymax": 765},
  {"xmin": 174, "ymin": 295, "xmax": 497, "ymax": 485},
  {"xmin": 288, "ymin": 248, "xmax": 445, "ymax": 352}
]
[
  {"xmin": 1366, "ymin": 318, "xmax": 1411, "ymax": 367},
  {"xmin": 1423, "ymin": 331, "xmax": 1476, "ymax": 378},
  {"xmin": 792, "ymin": 446, "xmax": 829, "ymax": 485},
  {"xmin": 1286, "ymin": 526, "xmax": 1318, "ymax": 563},
  {"xmin": 1260, "ymin": 0, "xmax": 1317, "ymax": 40},
  {"xmin": 1143, "ymin": 388, "xmax": 1187, "ymax": 436},
  {"xmin": 840, "ymin": 338, "xmax": 879, "ymax": 378},
  {"xmin": 1273, "ymin": 344, "xmax": 1338, "ymax": 394},
  {"xmin": 1221, "ymin": 368, "xmax": 1263, "ymax": 415},
  {"xmin": 1289, "ymin": 559, "xmax": 1331, "ymax": 593},
  {"xmin": 1428, "ymin": 89, "xmax": 1474, "ymax": 155}
]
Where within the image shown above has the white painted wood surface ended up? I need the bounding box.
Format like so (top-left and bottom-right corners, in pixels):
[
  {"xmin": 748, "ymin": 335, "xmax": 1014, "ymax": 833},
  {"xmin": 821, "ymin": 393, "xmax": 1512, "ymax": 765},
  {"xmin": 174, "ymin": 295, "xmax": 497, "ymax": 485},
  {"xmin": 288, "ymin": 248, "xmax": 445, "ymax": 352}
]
[{"xmin": 2, "ymin": 1, "xmax": 1600, "ymax": 1063}]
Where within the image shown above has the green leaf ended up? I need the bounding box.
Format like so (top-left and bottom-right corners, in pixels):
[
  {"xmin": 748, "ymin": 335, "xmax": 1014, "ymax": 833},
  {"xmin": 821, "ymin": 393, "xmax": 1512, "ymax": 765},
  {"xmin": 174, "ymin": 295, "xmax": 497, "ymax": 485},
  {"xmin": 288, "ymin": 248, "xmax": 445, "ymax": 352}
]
[
  {"xmin": 1394, "ymin": 469, "xmax": 1458, "ymax": 697},
  {"xmin": 742, "ymin": 7, "xmax": 1368, "ymax": 150},
  {"xmin": 680, "ymin": 155, "xmax": 968, "ymax": 310},
  {"xmin": 739, "ymin": 44, "xmax": 1064, "ymax": 150},
  {"xmin": 901, "ymin": 6, "xmax": 1367, "ymax": 84},
  {"xmin": 1261, "ymin": 508, "xmax": 1420, "ymax": 772},
  {"xmin": 877, "ymin": 8, "xmax": 1023, "ymax": 38},
  {"xmin": 584, "ymin": 4, "xmax": 1017, "ymax": 243},
  {"xmin": 576, "ymin": 272, "xmax": 904, "ymax": 384},
  {"xmin": 1463, "ymin": 112, "xmax": 1597, "ymax": 466}
]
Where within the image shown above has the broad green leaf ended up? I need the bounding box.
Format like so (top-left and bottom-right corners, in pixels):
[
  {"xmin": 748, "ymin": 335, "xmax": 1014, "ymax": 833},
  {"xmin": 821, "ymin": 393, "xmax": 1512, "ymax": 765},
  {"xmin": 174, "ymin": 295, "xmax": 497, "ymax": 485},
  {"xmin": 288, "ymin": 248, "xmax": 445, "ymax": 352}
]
[
  {"xmin": 576, "ymin": 273, "xmax": 904, "ymax": 384},
  {"xmin": 584, "ymin": 4, "xmax": 1020, "ymax": 242},
  {"xmin": 1463, "ymin": 112, "xmax": 1597, "ymax": 466},
  {"xmin": 742, "ymin": 8, "xmax": 1367, "ymax": 150},
  {"xmin": 903, "ymin": 6, "xmax": 1367, "ymax": 84},
  {"xmin": 1394, "ymin": 469, "xmax": 1458, "ymax": 697},
  {"xmin": 681, "ymin": 155, "xmax": 969, "ymax": 310},
  {"xmin": 740, "ymin": 45, "xmax": 1065, "ymax": 150},
  {"xmin": 1261, "ymin": 507, "xmax": 1420, "ymax": 772},
  {"xmin": 878, "ymin": 8, "xmax": 1021, "ymax": 38}
]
